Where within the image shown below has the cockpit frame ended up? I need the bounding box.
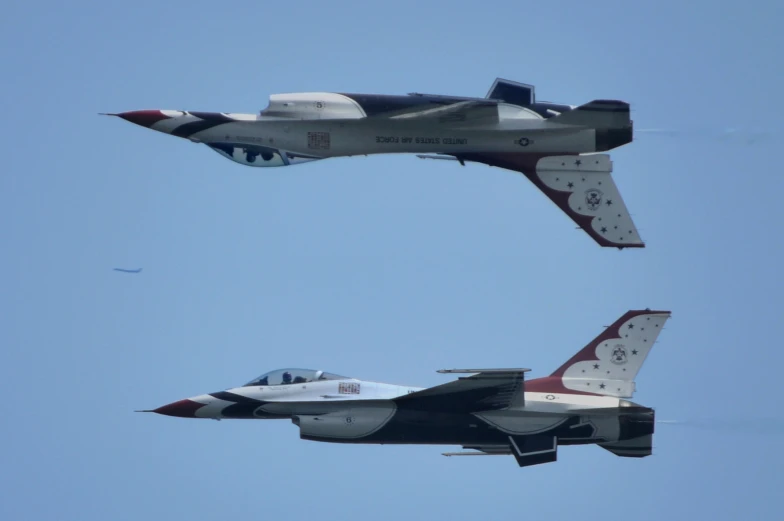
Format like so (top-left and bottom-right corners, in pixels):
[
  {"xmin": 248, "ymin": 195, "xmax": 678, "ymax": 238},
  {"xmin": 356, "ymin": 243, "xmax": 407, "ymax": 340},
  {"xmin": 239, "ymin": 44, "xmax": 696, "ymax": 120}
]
[{"xmin": 243, "ymin": 368, "xmax": 349, "ymax": 387}]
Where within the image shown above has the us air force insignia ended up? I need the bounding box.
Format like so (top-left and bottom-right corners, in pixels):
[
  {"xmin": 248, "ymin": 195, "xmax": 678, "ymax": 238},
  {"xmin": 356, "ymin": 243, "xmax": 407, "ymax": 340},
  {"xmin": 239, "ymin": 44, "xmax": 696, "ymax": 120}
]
[
  {"xmin": 611, "ymin": 344, "xmax": 628, "ymax": 365},
  {"xmin": 517, "ymin": 137, "xmax": 532, "ymax": 147},
  {"xmin": 585, "ymin": 188, "xmax": 603, "ymax": 211}
]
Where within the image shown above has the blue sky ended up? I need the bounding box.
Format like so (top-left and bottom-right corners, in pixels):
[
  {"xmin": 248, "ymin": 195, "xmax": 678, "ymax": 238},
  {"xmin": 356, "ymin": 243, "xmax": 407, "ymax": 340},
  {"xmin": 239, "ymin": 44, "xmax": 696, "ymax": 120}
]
[{"xmin": 2, "ymin": 1, "xmax": 782, "ymax": 519}]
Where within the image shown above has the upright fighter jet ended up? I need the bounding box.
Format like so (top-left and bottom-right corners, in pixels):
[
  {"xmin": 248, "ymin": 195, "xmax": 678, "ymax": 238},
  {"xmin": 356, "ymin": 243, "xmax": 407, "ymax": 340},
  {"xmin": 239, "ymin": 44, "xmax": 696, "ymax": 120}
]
[
  {"xmin": 141, "ymin": 309, "xmax": 671, "ymax": 468},
  {"xmin": 105, "ymin": 78, "xmax": 643, "ymax": 248}
]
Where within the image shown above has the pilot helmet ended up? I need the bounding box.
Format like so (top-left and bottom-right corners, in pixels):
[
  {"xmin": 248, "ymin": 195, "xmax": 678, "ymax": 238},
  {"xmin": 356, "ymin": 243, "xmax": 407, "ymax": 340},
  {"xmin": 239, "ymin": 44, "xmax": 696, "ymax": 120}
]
[{"xmin": 282, "ymin": 371, "xmax": 292, "ymax": 383}]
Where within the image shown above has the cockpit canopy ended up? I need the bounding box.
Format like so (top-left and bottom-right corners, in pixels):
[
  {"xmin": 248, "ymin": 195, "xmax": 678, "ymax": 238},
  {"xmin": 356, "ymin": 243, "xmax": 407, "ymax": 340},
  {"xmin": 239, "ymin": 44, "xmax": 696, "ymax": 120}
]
[{"xmin": 243, "ymin": 368, "xmax": 349, "ymax": 387}]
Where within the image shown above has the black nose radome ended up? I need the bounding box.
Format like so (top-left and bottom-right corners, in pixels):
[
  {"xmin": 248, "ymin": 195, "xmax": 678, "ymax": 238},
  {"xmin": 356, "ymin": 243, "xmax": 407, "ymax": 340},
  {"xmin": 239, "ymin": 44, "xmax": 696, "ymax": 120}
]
[
  {"xmin": 152, "ymin": 399, "xmax": 205, "ymax": 418},
  {"xmin": 114, "ymin": 110, "xmax": 172, "ymax": 128}
]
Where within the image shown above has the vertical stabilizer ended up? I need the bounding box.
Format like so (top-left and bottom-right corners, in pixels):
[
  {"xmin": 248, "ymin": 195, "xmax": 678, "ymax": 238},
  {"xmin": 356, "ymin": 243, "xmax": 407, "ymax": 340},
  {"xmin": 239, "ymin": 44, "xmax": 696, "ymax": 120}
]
[{"xmin": 527, "ymin": 309, "xmax": 671, "ymax": 398}]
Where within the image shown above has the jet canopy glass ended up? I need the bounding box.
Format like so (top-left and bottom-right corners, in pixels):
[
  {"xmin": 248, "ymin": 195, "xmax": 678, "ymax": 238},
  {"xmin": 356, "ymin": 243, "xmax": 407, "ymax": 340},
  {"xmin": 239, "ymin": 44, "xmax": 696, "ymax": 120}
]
[{"xmin": 243, "ymin": 368, "xmax": 349, "ymax": 387}]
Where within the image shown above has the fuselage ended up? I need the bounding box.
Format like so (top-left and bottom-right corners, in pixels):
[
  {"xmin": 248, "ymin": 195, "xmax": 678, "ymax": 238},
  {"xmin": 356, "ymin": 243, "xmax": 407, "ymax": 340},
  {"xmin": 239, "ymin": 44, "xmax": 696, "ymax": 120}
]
[
  {"xmin": 152, "ymin": 375, "xmax": 652, "ymax": 448},
  {"xmin": 190, "ymin": 115, "xmax": 595, "ymax": 156},
  {"xmin": 113, "ymin": 91, "xmax": 630, "ymax": 170}
]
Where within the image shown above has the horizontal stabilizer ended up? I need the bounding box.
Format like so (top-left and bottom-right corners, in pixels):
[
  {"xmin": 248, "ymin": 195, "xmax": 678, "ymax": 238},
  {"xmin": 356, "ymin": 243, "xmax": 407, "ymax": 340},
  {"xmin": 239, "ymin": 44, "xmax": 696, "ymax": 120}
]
[
  {"xmin": 389, "ymin": 100, "xmax": 500, "ymax": 126},
  {"xmin": 485, "ymin": 78, "xmax": 535, "ymax": 106},
  {"xmin": 547, "ymin": 99, "xmax": 631, "ymax": 129},
  {"xmin": 599, "ymin": 434, "xmax": 653, "ymax": 458},
  {"xmin": 568, "ymin": 405, "xmax": 654, "ymax": 416}
]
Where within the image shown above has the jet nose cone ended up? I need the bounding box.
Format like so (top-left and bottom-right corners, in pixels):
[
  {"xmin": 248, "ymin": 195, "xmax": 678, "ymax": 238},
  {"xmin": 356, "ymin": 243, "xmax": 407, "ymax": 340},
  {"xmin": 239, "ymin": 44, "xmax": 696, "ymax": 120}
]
[
  {"xmin": 116, "ymin": 109, "xmax": 171, "ymax": 128},
  {"xmin": 152, "ymin": 399, "xmax": 205, "ymax": 418}
]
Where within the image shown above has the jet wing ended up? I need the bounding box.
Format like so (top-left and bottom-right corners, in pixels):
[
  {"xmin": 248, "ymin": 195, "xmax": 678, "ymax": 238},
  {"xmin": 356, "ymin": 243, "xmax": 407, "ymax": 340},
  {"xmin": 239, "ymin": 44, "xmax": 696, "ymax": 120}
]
[
  {"xmin": 440, "ymin": 152, "xmax": 643, "ymax": 248},
  {"xmin": 389, "ymin": 100, "xmax": 500, "ymax": 126},
  {"xmin": 393, "ymin": 368, "xmax": 529, "ymax": 413}
]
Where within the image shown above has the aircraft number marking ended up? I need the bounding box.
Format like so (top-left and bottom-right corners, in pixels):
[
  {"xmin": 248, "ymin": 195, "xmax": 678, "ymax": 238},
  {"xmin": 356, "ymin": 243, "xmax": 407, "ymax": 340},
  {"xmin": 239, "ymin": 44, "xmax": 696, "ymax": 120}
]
[{"xmin": 339, "ymin": 382, "xmax": 360, "ymax": 395}]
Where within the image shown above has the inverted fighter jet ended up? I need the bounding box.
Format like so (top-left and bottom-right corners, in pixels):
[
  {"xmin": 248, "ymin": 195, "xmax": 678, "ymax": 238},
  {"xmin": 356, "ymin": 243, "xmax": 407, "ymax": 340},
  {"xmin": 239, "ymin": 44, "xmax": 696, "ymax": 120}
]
[
  {"xmin": 142, "ymin": 309, "xmax": 670, "ymax": 468},
  {"xmin": 106, "ymin": 78, "xmax": 643, "ymax": 248}
]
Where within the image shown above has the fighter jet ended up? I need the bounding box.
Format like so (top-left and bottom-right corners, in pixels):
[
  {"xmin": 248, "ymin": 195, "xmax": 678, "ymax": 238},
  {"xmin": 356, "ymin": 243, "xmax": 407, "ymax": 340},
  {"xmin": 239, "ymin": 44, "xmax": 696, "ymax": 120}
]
[
  {"xmin": 106, "ymin": 78, "xmax": 643, "ymax": 248},
  {"xmin": 113, "ymin": 268, "xmax": 142, "ymax": 273},
  {"xmin": 142, "ymin": 309, "xmax": 670, "ymax": 468}
]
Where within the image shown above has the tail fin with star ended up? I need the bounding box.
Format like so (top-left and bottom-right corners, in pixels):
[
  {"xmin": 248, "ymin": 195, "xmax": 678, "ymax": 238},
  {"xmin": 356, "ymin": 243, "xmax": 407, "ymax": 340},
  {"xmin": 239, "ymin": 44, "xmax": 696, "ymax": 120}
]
[{"xmin": 526, "ymin": 309, "xmax": 671, "ymax": 398}]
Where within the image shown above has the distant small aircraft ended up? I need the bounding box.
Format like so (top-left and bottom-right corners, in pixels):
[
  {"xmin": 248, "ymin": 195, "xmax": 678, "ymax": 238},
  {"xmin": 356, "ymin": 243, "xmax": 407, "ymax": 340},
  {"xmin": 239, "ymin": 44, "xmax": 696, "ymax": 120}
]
[
  {"xmin": 113, "ymin": 268, "xmax": 142, "ymax": 273},
  {"xmin": 142, "ymin": 309, "xmax": 671, "ymax": 468}
]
